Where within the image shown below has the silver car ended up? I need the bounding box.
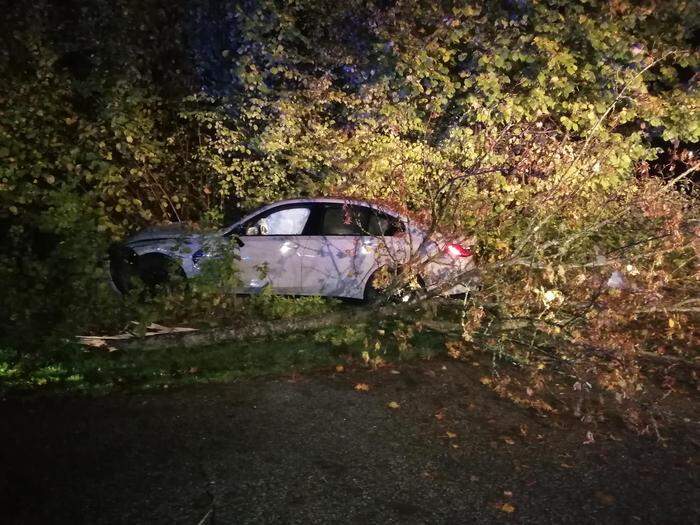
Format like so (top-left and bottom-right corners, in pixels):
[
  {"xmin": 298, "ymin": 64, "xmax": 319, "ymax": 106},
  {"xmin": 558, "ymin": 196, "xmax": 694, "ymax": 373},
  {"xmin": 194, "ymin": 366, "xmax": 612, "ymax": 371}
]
[{"xmin": 109, "ymin": 198, "xmax": 477, "ymax": 300}]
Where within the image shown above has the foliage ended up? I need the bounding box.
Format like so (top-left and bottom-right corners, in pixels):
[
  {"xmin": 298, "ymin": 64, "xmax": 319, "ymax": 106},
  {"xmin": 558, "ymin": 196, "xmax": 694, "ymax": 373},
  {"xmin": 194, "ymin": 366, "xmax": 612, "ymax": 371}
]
[
  {"xmin": 0, "ymin": 323, "xmax": 445, "ymax": 395},
  {"xmin": 0, "ymin": 335, "xmax": 342, "ymax": 394},
  {"xmin": 192, "ymin": 0, "xmax": 698, "ymax": 426},
  {"xmin": 247, "ymin": 288, "xmax": 335, "ymax": 319},
  {"xmin": 455, "ymin": 176, "xmax": 698, "ymax": 430}
]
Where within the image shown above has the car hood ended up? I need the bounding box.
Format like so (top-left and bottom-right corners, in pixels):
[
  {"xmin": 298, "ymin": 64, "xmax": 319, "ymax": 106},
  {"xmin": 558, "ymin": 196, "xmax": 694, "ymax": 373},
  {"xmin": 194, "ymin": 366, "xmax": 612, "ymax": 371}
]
[{"xmin": 125, "ymin": 224, "xmax": 214, "ymax": 245}]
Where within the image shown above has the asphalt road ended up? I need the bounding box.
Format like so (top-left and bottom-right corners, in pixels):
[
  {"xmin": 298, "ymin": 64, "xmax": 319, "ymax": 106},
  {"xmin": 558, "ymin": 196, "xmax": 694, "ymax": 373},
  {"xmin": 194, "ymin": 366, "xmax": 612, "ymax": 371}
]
[{"xmin": 1, "ymin": 359, "xmax": 698, "ymax": 524}]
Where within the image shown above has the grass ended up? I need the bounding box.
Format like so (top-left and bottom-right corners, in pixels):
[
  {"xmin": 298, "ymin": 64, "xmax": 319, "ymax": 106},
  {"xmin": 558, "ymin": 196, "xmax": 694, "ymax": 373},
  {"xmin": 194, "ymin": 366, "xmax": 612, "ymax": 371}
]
[{"xmin": 0, "ymin": 324, "xmax": 447, "ymax": 396}]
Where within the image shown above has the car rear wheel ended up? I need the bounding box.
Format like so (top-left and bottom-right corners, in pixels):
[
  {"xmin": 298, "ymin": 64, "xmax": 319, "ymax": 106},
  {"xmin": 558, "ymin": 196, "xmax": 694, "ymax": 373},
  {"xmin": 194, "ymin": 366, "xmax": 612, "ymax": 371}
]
[{"xmin": 363, "ymin": 267, "xmax": 425, "ymax": 304}]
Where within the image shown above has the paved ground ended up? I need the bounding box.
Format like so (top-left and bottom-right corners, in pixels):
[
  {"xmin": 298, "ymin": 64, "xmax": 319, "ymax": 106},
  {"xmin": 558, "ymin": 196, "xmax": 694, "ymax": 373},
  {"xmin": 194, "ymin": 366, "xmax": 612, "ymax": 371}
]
[{"xmin": 1, "ymin": 358, "xmax": 698, "ymax": 524}]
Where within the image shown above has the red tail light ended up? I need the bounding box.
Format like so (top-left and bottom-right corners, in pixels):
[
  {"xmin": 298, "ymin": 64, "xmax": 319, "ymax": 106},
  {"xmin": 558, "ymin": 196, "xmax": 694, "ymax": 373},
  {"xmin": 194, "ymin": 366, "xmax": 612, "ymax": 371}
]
[{"xmin": 445, "ymin": 243, "xmax": 472, "ymax": 258}]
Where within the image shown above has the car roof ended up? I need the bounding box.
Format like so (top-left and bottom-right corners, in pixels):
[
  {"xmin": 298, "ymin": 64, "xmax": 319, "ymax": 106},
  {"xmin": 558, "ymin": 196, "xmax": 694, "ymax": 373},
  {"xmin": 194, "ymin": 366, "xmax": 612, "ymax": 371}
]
[
  {"xmin": 221, "ymin": 197, "xmax": 417, "ymax": 235},
  {"xmin": 256, "ymin": 197, "xmax": 403, "ymax": 217}
]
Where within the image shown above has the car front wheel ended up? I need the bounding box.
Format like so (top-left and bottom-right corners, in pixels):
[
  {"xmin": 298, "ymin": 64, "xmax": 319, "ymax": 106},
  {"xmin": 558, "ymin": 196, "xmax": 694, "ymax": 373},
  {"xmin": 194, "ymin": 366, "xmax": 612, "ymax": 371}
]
[{"xmin": 136, "ymin": 254, "xmax": 186, "ymax": 294}]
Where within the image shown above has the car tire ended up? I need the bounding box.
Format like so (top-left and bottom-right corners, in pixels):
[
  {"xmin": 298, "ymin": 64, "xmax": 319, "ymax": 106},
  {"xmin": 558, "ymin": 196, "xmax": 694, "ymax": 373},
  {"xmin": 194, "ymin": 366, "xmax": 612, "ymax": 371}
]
[{"xmin": 135, "ymin": 253, "xmax": 186, "ymax": 295}]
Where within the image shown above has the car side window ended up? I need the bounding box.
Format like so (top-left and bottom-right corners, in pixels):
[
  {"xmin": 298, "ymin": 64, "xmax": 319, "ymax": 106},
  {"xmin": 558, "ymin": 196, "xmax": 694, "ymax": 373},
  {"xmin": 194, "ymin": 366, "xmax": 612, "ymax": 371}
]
[
  {"xmin": 364, "ymin": 208, "xmax": 405, "ymax": 236},
  {"xmin": 248, "ymin": 207, "xmax": 311, "ymax": 235},
  {"xmin": 321, "ymin": 205, "xmax": 366, "ymax": 235}
]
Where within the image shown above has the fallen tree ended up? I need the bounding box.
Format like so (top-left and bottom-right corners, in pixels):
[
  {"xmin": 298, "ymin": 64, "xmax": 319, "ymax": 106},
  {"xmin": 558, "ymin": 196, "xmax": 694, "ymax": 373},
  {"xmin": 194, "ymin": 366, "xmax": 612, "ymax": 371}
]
[
  {"xmin": 83, "ymin": 303, "xmax": 408, "ymax": 352},
  {"xmin": 81, "ymin": 301, "xmax": 700, "ymax": 374}
]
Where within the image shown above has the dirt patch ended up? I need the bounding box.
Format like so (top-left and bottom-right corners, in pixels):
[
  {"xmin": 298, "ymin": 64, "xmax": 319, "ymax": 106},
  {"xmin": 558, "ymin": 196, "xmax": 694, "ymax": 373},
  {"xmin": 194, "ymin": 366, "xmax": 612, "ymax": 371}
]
[{"xmin": 1, "ymin": 358, "xmax": 698, "ymax": 524}]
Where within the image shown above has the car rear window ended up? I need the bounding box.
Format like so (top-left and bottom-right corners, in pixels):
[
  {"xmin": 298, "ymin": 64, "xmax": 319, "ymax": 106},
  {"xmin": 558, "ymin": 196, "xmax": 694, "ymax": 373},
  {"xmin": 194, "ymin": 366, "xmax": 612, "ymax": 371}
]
[
  {"xmin": 321, "ymin": 205, "xmax": 365, "ymax": 235},
  {"xmin": 365, "ymin": 209, "xmax": 405, "ymax": 236},
  {"xmin": 320, "ymin": 204, "xmax": 404, "ymax": 236}
]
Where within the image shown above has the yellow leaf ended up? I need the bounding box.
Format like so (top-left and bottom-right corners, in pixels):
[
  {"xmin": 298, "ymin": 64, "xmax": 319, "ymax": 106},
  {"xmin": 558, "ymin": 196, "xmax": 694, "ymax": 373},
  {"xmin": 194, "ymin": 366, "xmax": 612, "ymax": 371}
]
[
  {"xmin": 668, "ymin": 318, "xmax": 675, "ymax": 328},
  {"xmin": 500, "ymin": 503, "xmax": 516, "ymax": 513},
  {"xmin": 480, "ymin": 376, "xmax": 492, "ymax": 385},
  {"xmin": 445, "ymin": 340, "xmax": 463, "ymax": 359},
  {"xmin": 387, "ymin": 401, "xmax": 400, "ymax": 409},
  {"xmin": 354, "ymin": 383, "xmax": 370, "ymax": 392},
  {"xmin": 446, "ymin": 431, "xmax": 457, "ymax": 439},
  {"xmin": 335, "ymin": 365, "xmax": 345, "ymax": 373}
]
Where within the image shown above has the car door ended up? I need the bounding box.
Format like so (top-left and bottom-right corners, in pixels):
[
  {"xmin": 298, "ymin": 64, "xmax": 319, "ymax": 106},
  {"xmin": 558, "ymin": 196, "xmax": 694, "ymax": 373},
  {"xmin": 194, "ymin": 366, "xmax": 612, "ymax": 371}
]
[
  {"xmin": 233, "ymin": 204, "xmax": 311, "ymax": 294},
  {"xmin": 299, "ymin": 203, "xmax": 389, "ymax": 298}
]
